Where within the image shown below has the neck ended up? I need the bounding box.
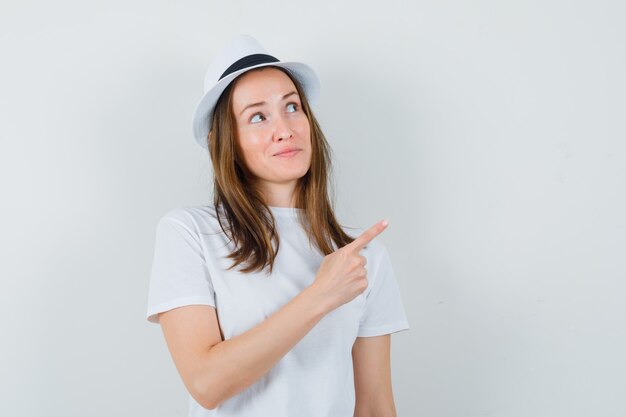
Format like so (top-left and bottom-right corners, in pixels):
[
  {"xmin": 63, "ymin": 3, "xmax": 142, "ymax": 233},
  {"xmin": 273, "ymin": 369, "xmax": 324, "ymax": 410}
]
[{"xmin": 256, "ymin": 181, "xmax": 298, "ymax": 208}]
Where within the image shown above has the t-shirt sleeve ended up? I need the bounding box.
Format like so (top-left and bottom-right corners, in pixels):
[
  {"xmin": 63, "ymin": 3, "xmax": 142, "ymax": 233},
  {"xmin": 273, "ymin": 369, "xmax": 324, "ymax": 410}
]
[
  {"xmin": 146, "ymin": 213, "xmax": 216, "ymax": 324},
  {"xmin": 357, "ymin": 243, "xmax": 410, "ymax": 337}
]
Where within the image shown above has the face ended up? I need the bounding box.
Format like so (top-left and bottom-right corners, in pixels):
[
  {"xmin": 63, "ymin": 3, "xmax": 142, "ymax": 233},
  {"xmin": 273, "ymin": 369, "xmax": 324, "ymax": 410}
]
[{"xmin": 231, "ymin": 67, "xmax": 312, "ymax": 194}]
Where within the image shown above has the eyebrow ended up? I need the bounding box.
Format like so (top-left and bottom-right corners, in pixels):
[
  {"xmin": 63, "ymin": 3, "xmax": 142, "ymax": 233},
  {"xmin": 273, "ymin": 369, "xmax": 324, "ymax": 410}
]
[{"xmin": 238, "ymin": 91, "xmax": 299, "ymax": 116}]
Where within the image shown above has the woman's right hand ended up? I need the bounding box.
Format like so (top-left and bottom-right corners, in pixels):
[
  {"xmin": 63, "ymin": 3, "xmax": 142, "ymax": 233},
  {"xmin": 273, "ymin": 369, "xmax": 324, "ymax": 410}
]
[{"xmin": 308, "ymin": 219, "xmax": 389, "ymax": 313}]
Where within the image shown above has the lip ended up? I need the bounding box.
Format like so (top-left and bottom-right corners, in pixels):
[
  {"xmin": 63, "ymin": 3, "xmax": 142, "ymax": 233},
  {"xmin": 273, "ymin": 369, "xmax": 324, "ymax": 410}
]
[{"xmin": 274, "ymin": 147, "xmax": 301, "ymax": 156}]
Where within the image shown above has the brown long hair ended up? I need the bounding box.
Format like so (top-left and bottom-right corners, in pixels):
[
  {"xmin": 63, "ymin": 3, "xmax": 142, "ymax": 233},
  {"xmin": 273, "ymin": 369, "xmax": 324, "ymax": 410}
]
[{"xmin": 207, "ymin": 66, "xmax": 354, "ymax": 274}]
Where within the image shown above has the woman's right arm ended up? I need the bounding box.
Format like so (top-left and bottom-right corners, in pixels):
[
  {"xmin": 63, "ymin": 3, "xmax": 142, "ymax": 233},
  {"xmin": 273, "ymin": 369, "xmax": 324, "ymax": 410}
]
[
  {"xmin": 159, "ymin": 285, "xmax": 330, "ymax": 410},
  {"xmin": 158, "ymin": 219, "xmax": 388, "ymax": 410}
]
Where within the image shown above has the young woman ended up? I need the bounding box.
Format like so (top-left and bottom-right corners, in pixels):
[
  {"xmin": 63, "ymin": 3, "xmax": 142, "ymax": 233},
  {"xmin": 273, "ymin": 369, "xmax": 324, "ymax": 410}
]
[{"xmin": 147, "ymin": 35, "xmax": 410, "ymax": 417}]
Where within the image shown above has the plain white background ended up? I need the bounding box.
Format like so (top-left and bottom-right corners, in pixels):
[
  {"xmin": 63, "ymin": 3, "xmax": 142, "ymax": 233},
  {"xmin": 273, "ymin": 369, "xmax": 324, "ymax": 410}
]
[{"xmin": 1, "ymin": 1, "xmax": 625, "ymax": 416}]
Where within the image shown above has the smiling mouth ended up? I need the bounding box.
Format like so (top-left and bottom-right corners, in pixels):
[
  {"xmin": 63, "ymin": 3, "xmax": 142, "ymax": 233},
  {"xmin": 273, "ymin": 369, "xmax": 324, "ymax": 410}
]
[{"xmin": 274, "ymin": 149, "xmax": 301, "ymax": 157}]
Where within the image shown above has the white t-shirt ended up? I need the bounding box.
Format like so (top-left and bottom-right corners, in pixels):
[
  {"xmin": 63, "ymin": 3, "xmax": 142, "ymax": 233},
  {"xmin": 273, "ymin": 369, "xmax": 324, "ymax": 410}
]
[{"xmin": 146, "ymin": 204, "xmax": 410, "ymax": 417}]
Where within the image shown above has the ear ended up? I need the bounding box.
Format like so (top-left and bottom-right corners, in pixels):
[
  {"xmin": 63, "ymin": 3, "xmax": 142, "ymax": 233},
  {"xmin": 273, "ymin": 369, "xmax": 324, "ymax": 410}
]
[{"xmin": 208, "ymin": 130, "xmax": 213, "ymax": 144}]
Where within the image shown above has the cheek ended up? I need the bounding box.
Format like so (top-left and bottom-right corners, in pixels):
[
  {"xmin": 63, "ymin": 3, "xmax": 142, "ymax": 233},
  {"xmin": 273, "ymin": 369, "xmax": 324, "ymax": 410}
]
[
  {"xmin": 238, "ymin": 129, "xmax": 265, "ymax": 147},
  {"xmin": 237, "ymin": 133, "xmax": 271, "ymax": 169},
  {"xmin": 294, "ymin": 119, "xmax": 311, "ymax": 144}
]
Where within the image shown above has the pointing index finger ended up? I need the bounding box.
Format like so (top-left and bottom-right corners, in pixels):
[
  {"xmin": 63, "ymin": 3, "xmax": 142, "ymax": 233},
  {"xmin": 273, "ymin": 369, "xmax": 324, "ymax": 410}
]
[{"xmin": 346, "ymin": 219, "xmax": 389, "ymax": 252}]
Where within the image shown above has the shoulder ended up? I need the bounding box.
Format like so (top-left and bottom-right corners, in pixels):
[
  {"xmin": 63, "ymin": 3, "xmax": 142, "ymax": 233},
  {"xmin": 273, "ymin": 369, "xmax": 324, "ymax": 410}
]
[{"xmin": 158, "ymin": 204, "xmax": 223, "ymax": 235}]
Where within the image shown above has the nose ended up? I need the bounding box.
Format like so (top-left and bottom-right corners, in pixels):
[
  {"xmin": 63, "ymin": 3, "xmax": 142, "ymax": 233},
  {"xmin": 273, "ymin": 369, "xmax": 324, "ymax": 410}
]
[{"xmin": 272, "ymin": 114, "xmax": 294, "ymax": 142}]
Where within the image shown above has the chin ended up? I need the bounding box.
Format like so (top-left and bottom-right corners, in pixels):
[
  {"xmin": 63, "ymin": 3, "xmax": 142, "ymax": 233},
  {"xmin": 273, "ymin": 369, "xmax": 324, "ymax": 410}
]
[
  {"xmin": 284, "ymin": 171, "xmax": 309, "ymax": 182},
  {"xmin": 274, "ymin": 167, "xmax": 310, "ymax": 182}
]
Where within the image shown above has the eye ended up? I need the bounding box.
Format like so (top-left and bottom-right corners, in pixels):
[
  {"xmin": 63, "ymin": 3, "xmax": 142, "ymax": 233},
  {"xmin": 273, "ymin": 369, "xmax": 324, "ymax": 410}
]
[
  {"xmin": 250, "ymin": 113, "xmax": 265, "ymax": 124},
  {"xmin": 286, "ymin": 102, "xmax": 298, "ymax": 113}
]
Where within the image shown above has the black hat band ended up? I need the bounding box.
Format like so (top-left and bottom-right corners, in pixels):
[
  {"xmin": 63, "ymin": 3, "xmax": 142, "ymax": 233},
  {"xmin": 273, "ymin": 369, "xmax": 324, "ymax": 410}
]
[{"xmin": 219, "ymin": 53, "xmax": 280, "ymax": 81}]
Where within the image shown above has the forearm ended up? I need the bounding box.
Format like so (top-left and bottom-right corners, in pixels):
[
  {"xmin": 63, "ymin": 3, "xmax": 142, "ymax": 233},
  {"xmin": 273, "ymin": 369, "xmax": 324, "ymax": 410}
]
[
  {"xmin": 353, "ymin": 400, "xmax": 397, "ymax": 417},
  {"xmin": 195, "ymin": 285, "xmax": 330, "ymax": 409},
  {"xmin": 353, "ymin": 405, "xmax": 397, "ymax": 417}
]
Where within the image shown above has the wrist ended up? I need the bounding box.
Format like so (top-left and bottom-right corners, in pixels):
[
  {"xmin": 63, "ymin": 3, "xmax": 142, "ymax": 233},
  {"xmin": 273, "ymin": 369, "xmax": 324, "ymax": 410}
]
[{"xmin": 301, "ymin": 284, "xmax": 333, "ymax": 318}]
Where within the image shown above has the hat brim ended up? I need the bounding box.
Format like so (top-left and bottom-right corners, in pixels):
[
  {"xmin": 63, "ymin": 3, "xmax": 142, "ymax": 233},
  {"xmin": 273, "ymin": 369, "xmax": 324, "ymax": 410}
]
[{"xmin": 191, "ymin": 61, "xmax": 320, "ymax": 150}]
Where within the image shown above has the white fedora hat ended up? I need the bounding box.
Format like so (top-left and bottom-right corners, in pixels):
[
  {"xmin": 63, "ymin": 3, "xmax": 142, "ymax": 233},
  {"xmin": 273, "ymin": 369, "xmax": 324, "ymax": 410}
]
[{"xmin": 191, "ymin": 35, "xmax": 321, "ymax": 149}]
